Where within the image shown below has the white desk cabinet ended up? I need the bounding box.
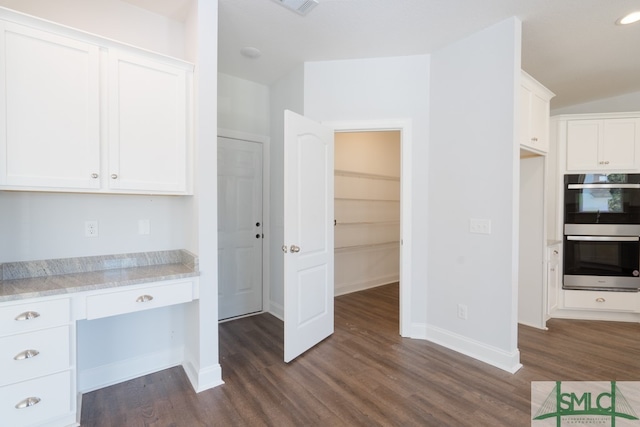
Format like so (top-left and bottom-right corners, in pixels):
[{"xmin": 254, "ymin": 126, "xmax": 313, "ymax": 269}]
[
  {"xmin": 0, "ymin": 13, "xmax": 193, "ymax": 195},
  {"xmin": 0, "ymin": 298, "xmax": 75, "ymax": 427}
]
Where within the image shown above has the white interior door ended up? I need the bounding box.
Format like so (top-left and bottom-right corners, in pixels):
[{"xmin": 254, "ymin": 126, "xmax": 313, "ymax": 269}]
[
  {"xmin": 218, "ymin": 137, "xmax": 263, "ymax": 320},
  {"xmin": 283, "ymin": 110, "xmax": 335, "ymax": 363}
]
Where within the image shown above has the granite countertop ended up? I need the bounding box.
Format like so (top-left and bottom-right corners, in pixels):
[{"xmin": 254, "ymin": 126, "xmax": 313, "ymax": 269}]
[{"xmin": 0, "ymin": 250, "xmax": 199, "ymax": 303}]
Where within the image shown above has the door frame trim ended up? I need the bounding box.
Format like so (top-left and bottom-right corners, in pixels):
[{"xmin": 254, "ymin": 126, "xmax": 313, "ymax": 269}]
[
  {"xmin": 218, "ymin": 128, "xmax": 271, "ymax": 316},
  {"xmin": 322, "ymin": 119, "xmax": 412, "ymax": 337}
]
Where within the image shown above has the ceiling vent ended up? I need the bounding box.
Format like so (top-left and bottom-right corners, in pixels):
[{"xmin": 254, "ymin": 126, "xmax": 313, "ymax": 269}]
[{"xmin": 272, "ymin": 0, "xmax": 319, "ymax": 16}]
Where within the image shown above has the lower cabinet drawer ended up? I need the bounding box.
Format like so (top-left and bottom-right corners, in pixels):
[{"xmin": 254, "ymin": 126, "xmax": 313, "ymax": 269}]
[
  {"xmin": 0, "ymin": 298, "xmax": 70, "ymax": 337},
  {"xmin": 86, "ymin": 280, "xmax": 195, "ymax": 320},
  {"xmin": 0, "ymin": 370, "xmax": 72, "ymax": 427},
  {"xmin": 564, "ymin": 290, "xmax": 638, "ymax": 312},
  {"xmin": 0, "ymin": 326, "xmax": 70, "ymax": 387}
]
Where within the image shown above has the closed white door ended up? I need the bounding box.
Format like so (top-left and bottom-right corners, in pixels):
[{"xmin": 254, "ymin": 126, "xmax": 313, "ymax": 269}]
[
  {"xmin": 218, "ymin": 137, "xmax": 263, "ymax": 320},
  {"xmin": 283, "ymin": 110, "xmax": 334, "ymax": 362}
]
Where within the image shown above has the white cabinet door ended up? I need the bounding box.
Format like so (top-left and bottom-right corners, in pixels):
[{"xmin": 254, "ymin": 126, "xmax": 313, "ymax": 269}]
[
  {"xmin": 546, "ymin": 245, "xmax": 560, "ymax": 316},
  {"xmin": 567, "ymin": 118, "xmax": 639, "ymax": 171},
  {"xmin": 566, "ymin": 120, "xmax": 600, "ymax": 170},
  {"xmin": 0, "ymin": 21, "xmax": 100, "ymax": 190},
  {"xmin": 520, "ymin": 72, "xmax": 554, "ymax": 153},
  {"xmin": 601, "ymin": 119, "xmax": 638, "ymax": 170},
  {"xmin": 108, "ymin": 51, "xmax": 189, "ymax": 193}
]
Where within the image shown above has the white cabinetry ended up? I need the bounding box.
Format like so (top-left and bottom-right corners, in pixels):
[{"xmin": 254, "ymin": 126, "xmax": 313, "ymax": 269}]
[
  {"xmin": 520, "ymin": 71, "xmax": 555, "ymax": 153},
  {"xmin": 0, "ymin": 298, "xmax": 75, "ymax": 427},
  {"xmin": 0, "ymin": 16, "xmax": 193, "ymax": 195},
  {"xmin": 107, "ymin": 51, "xmax": 188, "ymax": 193},
  {"xmin": 546, "ymin": 244, "xmax": 560, "ymax": 316},
  {"xmin": 566, "ymin": 117, "xmax": 640, "ymax": 171},
  {"xmin": 563, "ymin": 290, "xmax": 638, "ymax": 313},
  {"xmin": 0, "ymin": 22, "xmax": 100, "ymax": 191}
]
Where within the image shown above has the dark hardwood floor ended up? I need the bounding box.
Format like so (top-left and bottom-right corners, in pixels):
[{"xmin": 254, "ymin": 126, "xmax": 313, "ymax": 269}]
[{"xmin": 81, "ymin": 284, "xmax": 640, "ymax": 426}]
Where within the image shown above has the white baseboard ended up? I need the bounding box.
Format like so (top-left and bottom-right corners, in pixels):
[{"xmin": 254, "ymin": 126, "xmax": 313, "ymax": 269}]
[
  {"xmin": 425, "ymin": 325, "xmax": 522, "ymax": 374},
  {"xmin": 404, "ymin": 321, "xmax": 428, "ymax": 339},
  {"xmin": 269, "ymin": 301, "xmax": 284, "ymax": 320},
  {"xmin": 335, "ymin": 275, "xmax": 399, "ymax": 297},
  {"xmin": 182, "ymin": 359, "xmax": 224, "ymax": 393},
  {"xmin": 78, "ymin": 347, "xmax": 184, "ymax": 393}
]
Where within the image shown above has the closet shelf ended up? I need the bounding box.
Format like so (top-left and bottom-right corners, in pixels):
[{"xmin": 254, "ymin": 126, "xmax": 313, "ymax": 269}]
[
  {"xmin": 335, "ymin": 241, "xmax": 400, "ymax": 252},
  {"xmin": 335, "ymin": 197, "xmax": 400, "ymax": 203},
  {"xmin": 335, "ymin": 220, "xmax": 400, "ymax": 226},
  {"xmin": 334, "ymin": 169, "xmax": 400, "ymax": 182}
]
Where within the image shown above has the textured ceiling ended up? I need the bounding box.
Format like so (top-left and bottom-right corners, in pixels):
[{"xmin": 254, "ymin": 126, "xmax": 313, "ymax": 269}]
[{"xmin": 137, "ymin": 0, "xmax": 640, "ymax": 109}]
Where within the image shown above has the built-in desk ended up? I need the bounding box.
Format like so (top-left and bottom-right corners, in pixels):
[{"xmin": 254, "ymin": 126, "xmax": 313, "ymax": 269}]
[{"xmin": 0, "ymin": 250, "xmax": 199, "ymax": 427}]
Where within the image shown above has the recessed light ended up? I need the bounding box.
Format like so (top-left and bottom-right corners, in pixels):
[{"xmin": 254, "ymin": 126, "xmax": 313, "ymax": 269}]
[
  {"xmin": 240, "ymin": 47, "xmax": 262, "ymax": 59},
  {"xmin": 616, "ymin": 11, "xmax": 640, "ymax": 25}
]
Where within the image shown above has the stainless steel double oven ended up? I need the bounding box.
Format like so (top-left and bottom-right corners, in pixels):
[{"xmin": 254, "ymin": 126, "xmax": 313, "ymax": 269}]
[{"xmin": 564, "ymin": 173, "xmax": 640, "ymax": 291}]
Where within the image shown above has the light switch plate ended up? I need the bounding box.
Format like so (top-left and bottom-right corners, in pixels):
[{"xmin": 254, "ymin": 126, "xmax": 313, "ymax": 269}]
[{"xmin": 470, "ymin": 218, "xmax": 491, "ymax": 234}]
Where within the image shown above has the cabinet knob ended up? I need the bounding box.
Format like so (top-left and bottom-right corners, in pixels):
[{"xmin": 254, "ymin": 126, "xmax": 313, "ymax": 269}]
[
  {"xmin": 553, "ymin": 250, "xmax": 559, "ymax": 255},
  {"xmin": 531, "ymin": 137, "xmax": 538, "ymax": 142},
  {"xmin": 15, "ymin": 397, "xmax": 41, "ymax": 409},
  {"xmin": 290, "ymin": 245, "xmax": 301, "ymax": 253},
  {"xmin": 604, "ymin": 161, "xmax": 610, "ymax": 165},
  {"xmin": 111, "ymin": 174, "xmax": 118, "ymax": 179},
  {"xmin": 91, "ymin": 173, "xmax": 99, "ymax": 179},
  {"xmin": 14, "ymin": 349, "xmax": 40, "ymax": 360},
  {"xmin": 136, "ymin": 294, "xmax": 154, "ymax": 303},
  {"xmin": 14, "ymin": 311, "xmax": 40, "ymax": 321},
  {"xmin": 595, "ymin": 297, "xmax": 606, "ymax": 303}
]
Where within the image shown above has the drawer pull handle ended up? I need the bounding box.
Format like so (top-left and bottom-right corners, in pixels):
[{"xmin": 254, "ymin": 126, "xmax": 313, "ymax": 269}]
[
  {"xmin": 15, "ymin": 397, "xmax": 41, "ymax": 409},
  {"xmin": 14, "ymin": 349, "xmax": 40, "ymax": 360},
  {"xmin": 13, "ymin": 350, "xmax": 40, "ymax": 360},
  {"xmin": 136, "ymin": 295, "xmax": 154, "ymax": 303},
  {"xmin": 595, "ymin": 297, "xmax": 606, "ymax": 303},
  {"xmin": 14, "ymin": 311, "xmax": 40, "ymax": 321}
]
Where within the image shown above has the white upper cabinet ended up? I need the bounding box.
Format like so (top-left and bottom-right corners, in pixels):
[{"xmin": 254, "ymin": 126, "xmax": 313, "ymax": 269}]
[
  {"xmin": 566, "ymin": 118, "xmax": 640, "ymax": 171},
  {"xmin": 0, "ymin": 14, "xmax": 193, "ymax": 195},
  {"xmin": 0, "ymin": 22, "xmax": 101, "ymax": 190},
  {"xmin": 520, "ymin": 71, "xmax": 555, "ymax": 154},
  {"xmin": 108, "ymin": 51, "xmax": 188, "ymax": 193}
]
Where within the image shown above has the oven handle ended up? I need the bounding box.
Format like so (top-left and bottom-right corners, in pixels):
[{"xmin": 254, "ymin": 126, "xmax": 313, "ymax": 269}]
[
  {"xmin": 567, "ymin": 183, "xmax": 640, "ymax": 189},
  {"xmin": 567, "ymin": 235, "xmax": 640, "ymax": 242}
]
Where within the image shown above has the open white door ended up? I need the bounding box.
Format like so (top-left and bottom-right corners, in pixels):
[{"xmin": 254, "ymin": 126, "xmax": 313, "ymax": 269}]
[{"xmin": 283, "ymin": 110, "xmax": 334, "ymax": 363}]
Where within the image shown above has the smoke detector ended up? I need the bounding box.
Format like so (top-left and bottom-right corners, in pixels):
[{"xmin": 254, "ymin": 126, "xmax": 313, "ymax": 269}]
[{"xmin": 272, "ymin": 0, "xmax": 319, "ymax": 16}]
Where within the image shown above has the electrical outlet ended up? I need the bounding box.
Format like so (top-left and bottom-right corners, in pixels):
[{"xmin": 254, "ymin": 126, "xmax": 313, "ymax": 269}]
[
  {"xmin": 470, "ymin": 218, "xmax": 492, "ymax": 234},
  {"xmin": 85, "ymin": 220, "xmax": 99, "ymax": 238},
  {"xmin": 457, "ymin": 303, "xmax": 468, "ymax": 320}
]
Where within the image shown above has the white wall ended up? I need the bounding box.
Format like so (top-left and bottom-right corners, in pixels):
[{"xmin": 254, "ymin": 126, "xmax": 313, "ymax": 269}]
[
  {"xmin": 303, "ymin": 55, "xmax": 430, "ymax": 331},
  {"xmin": 267, "ymin": 65, "xmax": 305, "ymax": 318},
  {"xmin": 0, "ymin": 192, "xmax": 189, "ymax": 262},
  {"xmin": 218, "ymin": 73, "xmax": 270, "ymax": 136},
  {"xmin": 0, "ymin": 0, "xmax": 186, "ymax": 59},
  {"xmin": 552, "ymin": 89, "xmax": 640, "ymax": 115},
  {"xmin": 427, "ymin": 18, "xmax": 521, "ymax": 372}
]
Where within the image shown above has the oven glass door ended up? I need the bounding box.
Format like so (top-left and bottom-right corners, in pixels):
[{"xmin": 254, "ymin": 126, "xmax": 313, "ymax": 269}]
[
  {"xmin": 564, "ymin": 235, "xmax": 640, "ymax": 290},
  {"xmin": 564, "ymin": 173, "xmax": 640, "ymax": 224}
]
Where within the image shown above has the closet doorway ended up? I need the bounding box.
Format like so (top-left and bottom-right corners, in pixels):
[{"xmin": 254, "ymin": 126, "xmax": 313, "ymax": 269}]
[
  {"xmin": 334, "ymin": 131, "xmax": 401, "ymax": 297},
  {"xmin": 329, "ymin": 118, "xmax": 412, "ymax": 336}
]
